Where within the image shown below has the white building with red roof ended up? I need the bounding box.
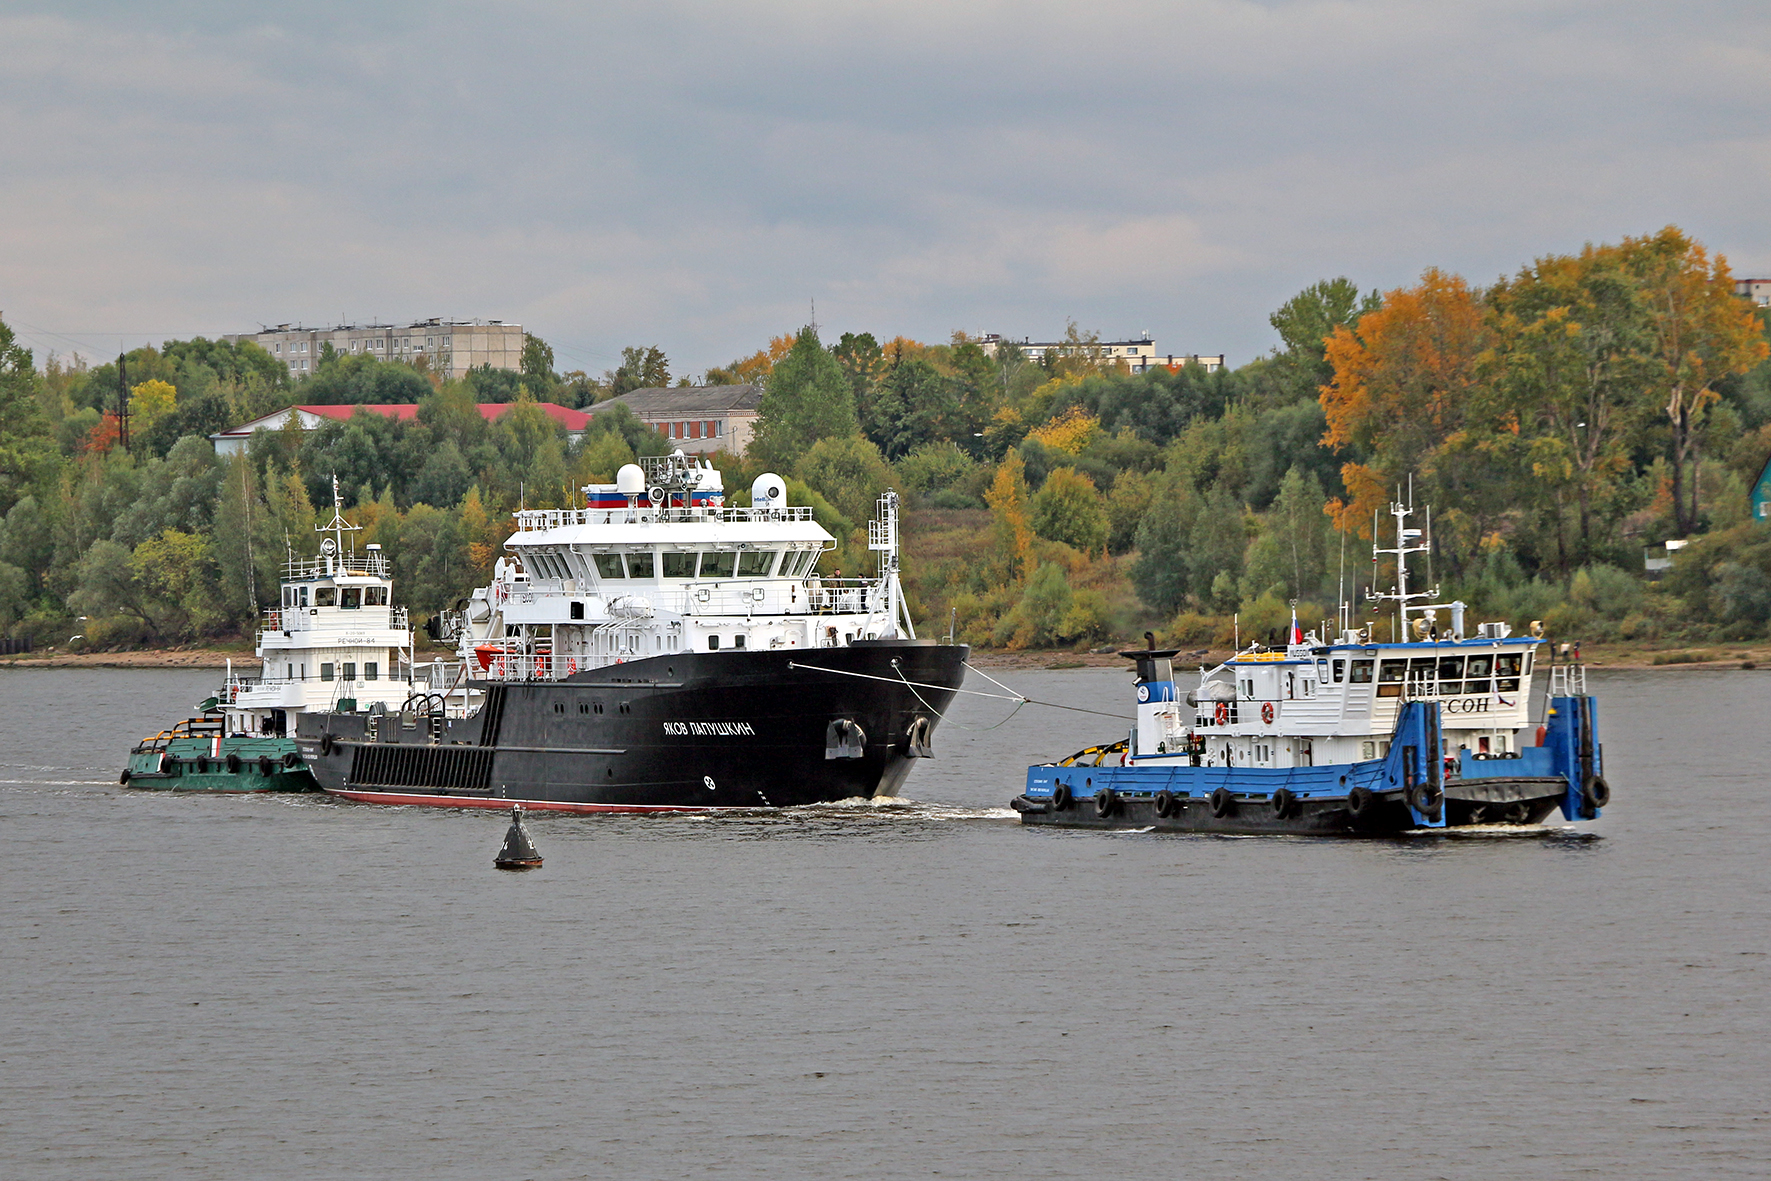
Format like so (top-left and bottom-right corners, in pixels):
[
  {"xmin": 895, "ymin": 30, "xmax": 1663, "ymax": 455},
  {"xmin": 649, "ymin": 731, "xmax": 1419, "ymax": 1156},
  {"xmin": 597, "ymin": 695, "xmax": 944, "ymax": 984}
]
[{"xmin": 209, "ymin": 402, "xmax": 590, "ymax": 456}]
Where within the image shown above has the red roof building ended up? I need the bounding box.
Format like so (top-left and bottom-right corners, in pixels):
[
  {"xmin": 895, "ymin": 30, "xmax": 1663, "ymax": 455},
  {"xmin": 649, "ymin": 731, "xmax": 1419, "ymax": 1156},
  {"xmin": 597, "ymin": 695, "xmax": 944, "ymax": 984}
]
[{"xmin": 209, "ymin": 402, "xmax": 590, "ymax": 456}]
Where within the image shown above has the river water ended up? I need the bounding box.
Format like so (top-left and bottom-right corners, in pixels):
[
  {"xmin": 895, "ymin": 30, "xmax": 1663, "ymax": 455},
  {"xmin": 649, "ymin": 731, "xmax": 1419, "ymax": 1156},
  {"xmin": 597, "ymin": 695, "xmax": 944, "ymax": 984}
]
[{"xmin": 1, "ymin": 665, "xmax": 1765, "ymax": 1179}]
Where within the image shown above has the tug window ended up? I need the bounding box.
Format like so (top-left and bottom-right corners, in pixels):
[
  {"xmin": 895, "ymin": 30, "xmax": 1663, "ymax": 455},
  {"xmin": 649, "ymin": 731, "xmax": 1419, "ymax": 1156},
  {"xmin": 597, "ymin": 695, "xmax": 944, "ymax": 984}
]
[
  {"xmin": 708, "ymin": 635, "xmax": 720, "ymax": 650},
  {"xmin": 733, "ymin": 634, "xmax": 746, "ymax": 649},
  {"xmin": 737, "ymin": 550, "xmax": 776, "ymax": 577},
  {"xmin": 1376, "ymin": 659, "xmax": 1405, "ymax": 697},
  {"xmin": 699, "ymin": 551, "xmax": 737, "ymax": 579},
  {"xmin": 1495, "ymin": 652, "xmax": 1523, "ymax": 692},
  {"xmin": 321, "ymin": 663, "xmax": 335, "ymax": 681},
  {"xmin": 341, "ymin": 662, "xmax": 356, "ymax": 681},
  {"xmin": 626, "ymin": 551, "xmax": 654, "ymax": 578},
  {"xmin": 341, "ymin": 588, "xmax": 361, "ymax": 610},
  {"xmin": 1349, "ymin": 659, "xmax": 1373, "ymax": 684},
  {"xmin": 662, "ymin": 551, "xmax": 696, "ymax": 578},
  {"xmin": 1437, "ymin": 656, "xmax": 1464, "ymax": 693},
  {"xmin": 594, "ymin": 553, "xmax": 626, "ymax": 579},
  {"xmin": 364, "ymin": 662, "xmax": 378, "ymax": 681},
  {"xmin": 1333, "ymin": 659, "xmax": 1346, "ymax": 684},
  {"xmin": 315, "ymin": 587, "xmax": 336, "ymax": 607}
]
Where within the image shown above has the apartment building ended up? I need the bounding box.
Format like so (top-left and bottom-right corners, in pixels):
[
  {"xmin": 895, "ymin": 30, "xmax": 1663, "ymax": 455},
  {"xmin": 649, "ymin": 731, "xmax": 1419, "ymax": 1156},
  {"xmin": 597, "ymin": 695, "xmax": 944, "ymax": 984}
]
[
  {"xmin": 224, "ymin": 319, "xmax": 523, "ymax": 381},
  {"xmin": 977, "ymin": 333, "xmax": 1224, "ymax": 373}
]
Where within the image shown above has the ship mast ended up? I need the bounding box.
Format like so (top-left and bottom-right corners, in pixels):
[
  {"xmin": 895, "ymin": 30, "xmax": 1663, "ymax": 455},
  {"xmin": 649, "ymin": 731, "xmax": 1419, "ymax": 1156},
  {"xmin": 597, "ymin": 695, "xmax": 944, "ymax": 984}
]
[
  {"xmin": 1366, "ymin": 485, "xmax": 1437, "ymax": 634},
  {"xmin": 315, "ymin": 475, "xmax": 361, "ymax": 574}
]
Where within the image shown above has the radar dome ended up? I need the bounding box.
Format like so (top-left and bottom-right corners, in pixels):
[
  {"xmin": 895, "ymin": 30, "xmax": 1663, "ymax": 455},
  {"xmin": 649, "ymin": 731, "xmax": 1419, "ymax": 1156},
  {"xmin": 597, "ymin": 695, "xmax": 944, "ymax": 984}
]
[
  {"xmin": 751, "ymin": 473, "xmax": 786, "ymax": 508},
  {"xmin": 615, "ymin": 464, "xmax": 646, "ymax": 495}
]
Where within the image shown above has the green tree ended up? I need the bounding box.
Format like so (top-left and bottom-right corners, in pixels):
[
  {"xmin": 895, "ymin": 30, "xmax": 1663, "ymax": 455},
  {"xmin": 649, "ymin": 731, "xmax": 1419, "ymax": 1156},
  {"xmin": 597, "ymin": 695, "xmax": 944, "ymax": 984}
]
[
  {"xmin": 522, "ymin": 333, "xmax": 557, "ymax": 393},
  {"xmin": 753, "ymin": 327, "xmax": 857, "ymax": 465},
  {"xmin": 866, "ymin": 358, "xmax": 958, "ymax": 459},
  {"xmin": 0, "ymin": 317, "xmax": 52, "ymax": 517},
  {"xmin": 795, "ymin": 435, "xmax": 892, "ymax": 525},
  {"xmin": 831, "ymin": 332, "xmax": 885, "ymax": 423},
  {"xmin": 1131, "ymin": 478, "xmax": 1201, "ymax": 614},
  {"xmin": 610, "ymin": 345, "xmax": 669, "ymax": 396},
  {"xmin": 1030, "ymin": 467, "xmax": 1108, "ymax": 552},
  {"xmin": 1268, "ymin": 278, "xmax": 1381, "ymax": 399}
]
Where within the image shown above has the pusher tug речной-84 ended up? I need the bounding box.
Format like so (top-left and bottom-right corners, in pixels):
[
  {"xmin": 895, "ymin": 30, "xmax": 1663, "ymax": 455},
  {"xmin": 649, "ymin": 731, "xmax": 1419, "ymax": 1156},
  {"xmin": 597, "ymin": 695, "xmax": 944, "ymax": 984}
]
[
  {"xmin": 1012, "ymin": 493, "xmax": 1609, "ymax": 835},
  {"xmin": 120, "ymin": 478, "xmax": 426, "ymax": 793},
  {"xmin": 296, "ymin": 453, "xmax": 970, "ymax": 811}
]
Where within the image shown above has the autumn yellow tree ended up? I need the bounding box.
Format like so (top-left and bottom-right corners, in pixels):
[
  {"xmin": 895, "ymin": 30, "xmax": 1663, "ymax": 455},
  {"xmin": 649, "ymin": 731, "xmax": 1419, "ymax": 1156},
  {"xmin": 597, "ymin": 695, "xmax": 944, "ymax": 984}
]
[
  {"xmin": 1320, "ymin": 269, "xmax": 1490, "ymax": 535},
  {"xmin": 128, "ymin": 378, "xmax": 177, "ymax": 440},
  {"xmin": 985, "ymin": 449, "xmax": 1034, "ymax": 582}
]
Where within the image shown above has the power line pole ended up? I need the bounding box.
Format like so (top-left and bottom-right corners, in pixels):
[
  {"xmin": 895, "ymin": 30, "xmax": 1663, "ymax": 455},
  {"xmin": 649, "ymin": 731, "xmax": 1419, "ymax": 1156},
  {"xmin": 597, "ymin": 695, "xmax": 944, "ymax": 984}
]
[{"xmin": 115, "ymin": 351, "xmax": 131, "ymax": 451}]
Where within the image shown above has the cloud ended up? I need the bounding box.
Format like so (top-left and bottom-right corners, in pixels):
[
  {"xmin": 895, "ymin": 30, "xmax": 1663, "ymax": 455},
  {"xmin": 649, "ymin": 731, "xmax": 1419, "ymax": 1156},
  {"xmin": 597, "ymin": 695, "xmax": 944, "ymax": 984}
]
[{"xmin": 1, "ymin": 1, "xmax": 1767, "ymax": 373}]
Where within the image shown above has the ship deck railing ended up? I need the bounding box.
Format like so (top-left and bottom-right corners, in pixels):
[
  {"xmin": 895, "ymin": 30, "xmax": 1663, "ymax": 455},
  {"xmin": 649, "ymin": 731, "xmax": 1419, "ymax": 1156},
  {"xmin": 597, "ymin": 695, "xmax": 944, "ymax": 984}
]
[
  {"xmin": 512, "ymin": 505, "xmax": 816, "ymax": 531},
  {"xmin": 134, "ymin": 717, "xmax": 224, "ymax": 751},
  {"xmin": 280, "ymin": 553, "xmax": 391, "ymax": 580},
  {"xmin": 497, "ymin": 578, "xmax": 889, "ymax": 618},
  {"xmin": 259, "ymin": 606, "xmax": 408, "ymax": 635},
  {"xmin": 1547, "ymin": 663, "xmax": 1587, "ymax": 696}
]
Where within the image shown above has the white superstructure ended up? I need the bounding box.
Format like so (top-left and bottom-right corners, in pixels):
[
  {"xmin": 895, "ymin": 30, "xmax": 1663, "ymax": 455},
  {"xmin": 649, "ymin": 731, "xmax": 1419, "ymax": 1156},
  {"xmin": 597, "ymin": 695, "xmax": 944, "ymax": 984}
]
[
  {"xmin": 217, "ymin": 479, "xmax": 421, "ymax": 735},
  {"xmin": 443, "ymin": 453, "xmax": 912, "ymax": 679}
]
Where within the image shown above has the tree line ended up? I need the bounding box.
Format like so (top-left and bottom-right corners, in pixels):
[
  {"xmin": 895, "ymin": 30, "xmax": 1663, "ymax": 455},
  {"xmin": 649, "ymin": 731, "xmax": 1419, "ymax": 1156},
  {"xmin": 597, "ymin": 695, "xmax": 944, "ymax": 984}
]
[{"xmin": 3, "ymin": 223, "xmax": 1768, "ymax": 653}]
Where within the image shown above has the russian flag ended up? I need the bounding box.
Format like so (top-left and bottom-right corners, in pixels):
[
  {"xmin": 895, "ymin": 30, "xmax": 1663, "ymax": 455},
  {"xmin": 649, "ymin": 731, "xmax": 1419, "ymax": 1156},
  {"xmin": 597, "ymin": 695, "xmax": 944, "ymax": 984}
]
[{"xmin": 1290, "ymin": 612, "xmax": 1304, "ymax": 646}]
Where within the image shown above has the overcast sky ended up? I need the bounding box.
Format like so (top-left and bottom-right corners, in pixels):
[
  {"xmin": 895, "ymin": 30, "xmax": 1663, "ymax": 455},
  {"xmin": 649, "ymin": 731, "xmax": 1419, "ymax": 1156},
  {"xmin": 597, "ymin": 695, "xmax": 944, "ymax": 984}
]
[{"xmin": 2, "ymin": 1, "xmax": 1768, "ymax": 379}]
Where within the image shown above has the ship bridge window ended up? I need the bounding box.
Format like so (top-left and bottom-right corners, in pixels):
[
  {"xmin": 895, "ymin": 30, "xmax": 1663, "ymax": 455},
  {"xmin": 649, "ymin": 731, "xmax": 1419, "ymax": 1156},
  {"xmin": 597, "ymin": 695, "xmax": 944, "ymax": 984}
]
[
  {"xmin": 1437, "ymin": 655, "xmax": 1465, "ymax": 693},
  {"xmin": 1465, "ymin": 654, "xmax": 1493, "ymax": 693},
  {"xmin": 737, "ymin": 550, "xmax": 777, "ymax": 577},
  {"xmin": 364, "ymin": 586, "xmax": 387, "ymax": 606},
  {"xmin": 341, "ymin": 588, "xmax": 361, "ymax": 610},
  {"xmin": 594, "ymin": 552, "xmax": 626, "ymax": 579},
  {"xmin": 626, "ymin": 551, "xmax": 654, "ymax": 578},
  {"xmin": 662, "ymin": 551, "xmax": 696, "ymax": 578},
  {"xmin": 1376, "ymin": 659, "xmax": 1405, "ymax": 697},
  {"xmin": 315, "ymin": 586, "xmax": 336, "ymax": 607},
  {"xmin": 699, "ymin": 551, "xmax": 737, "ymax": 579},
  {"xmin": 1333, "ymin": 659, "xmax": 1346, "ymax": 683},
  {"xmin": 782, "ymin": 550, "xmax": 816, "ymax": 578},
  {"xmin": 1495, "ymin": 652, "xmax": 1523, "ymax": 691},
  {"xmin": 1349, "ymin": 659, "xmax": 1372, "ymax": 684}
]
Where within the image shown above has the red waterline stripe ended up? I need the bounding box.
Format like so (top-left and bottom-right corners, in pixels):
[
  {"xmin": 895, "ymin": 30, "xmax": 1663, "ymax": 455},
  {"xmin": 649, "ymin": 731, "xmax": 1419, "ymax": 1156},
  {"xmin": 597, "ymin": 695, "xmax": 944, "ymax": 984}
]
[{"xmin": 324, "ymin": 788, "xmax": 721, "ymax": 813}]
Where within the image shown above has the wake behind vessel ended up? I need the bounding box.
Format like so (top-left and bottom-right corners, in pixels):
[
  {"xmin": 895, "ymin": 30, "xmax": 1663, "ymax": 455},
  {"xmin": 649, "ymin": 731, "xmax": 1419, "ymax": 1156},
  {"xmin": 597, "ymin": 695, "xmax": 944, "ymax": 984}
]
[
  {"xmin": 1012, "ymin": 496, "xmax": 1609, "ymax": 835},
  {"xmin": 298, "ymin": 454, "xmax": 968, "ymax": 810}
]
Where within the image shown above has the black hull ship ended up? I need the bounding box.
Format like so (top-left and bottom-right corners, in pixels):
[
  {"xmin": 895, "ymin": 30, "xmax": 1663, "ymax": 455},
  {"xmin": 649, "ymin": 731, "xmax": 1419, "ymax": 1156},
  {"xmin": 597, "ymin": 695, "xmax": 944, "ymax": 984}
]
[
  {"xmin": 298, "ymin": 455, "xmax": 968, "ymax": 811},
  {"xmin": 300, "ymin": 641, "xmax": 964, "ymax": 811}
]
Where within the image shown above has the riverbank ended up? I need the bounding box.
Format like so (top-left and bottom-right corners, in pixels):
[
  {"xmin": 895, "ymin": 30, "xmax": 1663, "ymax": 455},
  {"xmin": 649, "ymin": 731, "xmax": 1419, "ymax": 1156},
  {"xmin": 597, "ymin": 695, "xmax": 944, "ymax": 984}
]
[{"xmin": 6, "ymin": 638, "xmax": 1771, "ymax": 672}]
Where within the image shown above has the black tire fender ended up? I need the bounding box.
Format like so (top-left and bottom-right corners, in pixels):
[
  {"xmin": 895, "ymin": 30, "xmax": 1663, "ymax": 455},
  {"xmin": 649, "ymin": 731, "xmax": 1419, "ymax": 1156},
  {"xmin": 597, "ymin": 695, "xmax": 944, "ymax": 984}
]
[
  {"xmin": 1209, "ymin": 786, "xmax": 1235, "ymax": 818},
  {"xmin": 193, "ymin": 756, "xmax": 208, "ymax": 773},
  {"xmin": 319, "ymin": 732, "xmax": 335, "ymax": 757},
  {"xmin": 1271, "ymin": 786, "xmax": 1296, "ymax": 819},
  {"xmin": 282, "ymin": 751, "xmax": 301, "ymax": 770},
  {"xmin": 258, "ymin": 755, "xmax": 274, "ymax": 776},
  {"xmin": 157, "ymin": 752, "xmax": 172, "ymax": 775},
  {"xmin": 1051, "ymin": 782, "xmax": 1071, "ymax": 811},
  {"xmin": 1153, "ymin": 789, "xmax": 1175, "ymax": 819},
  {"xmin": 1346, "ymin": 785, "xmax": 1375, "ymax": 819},
  {"xmin": 225, "ymin": 753, "xmax": 242, "ymax": 774},
  {"xmin": 119, "ymin": 768, "xmax": 131, "ymax": 785},
  {"xmin": 1586, "ymin": 775, "xmax": 1611, "ymax": 809},
  {"xmin": 1094, "ymin": 787, "xmax": 1117, "ymax": 818}
]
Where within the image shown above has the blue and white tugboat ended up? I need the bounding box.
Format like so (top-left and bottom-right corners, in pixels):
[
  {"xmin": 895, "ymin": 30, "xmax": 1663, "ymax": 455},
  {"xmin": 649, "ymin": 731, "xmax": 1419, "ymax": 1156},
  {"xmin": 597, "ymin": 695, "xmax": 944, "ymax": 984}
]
[
  {"xmin": 121, "ymin": 480, "xmax": 420, "ymax": 792},
  {"xmin": 296, "ymin": 454, "xmax": 969, "ymax": 812},
  {"xmin": 1012, "ymin": 497, "xmax": 1609, "ymax": 834}
]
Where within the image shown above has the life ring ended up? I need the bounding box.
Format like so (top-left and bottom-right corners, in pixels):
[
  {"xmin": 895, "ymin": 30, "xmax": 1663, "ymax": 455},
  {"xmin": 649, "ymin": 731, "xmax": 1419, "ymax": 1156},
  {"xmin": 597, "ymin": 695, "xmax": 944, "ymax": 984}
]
[
  {"xmin": 258, "ymin": 755, "xmax": 273, "ymax": 776},
  {"xmin": 1346, "ymin": 785, "xmax": 1376, "ymax": 819},
  {"xmin": 566, "ymin": 658, "xmax": 578, "ymax": 676},
  {"xmin": 1051, "ymin": 783, "xmax": 1071, "ymax": 811},
  {"xmin": 225, "ymin": 753, "xmax": 242, "ymax": 774},
  {"xmin": 1153, "ymin": 789, "xmax": 1175, "ymax": 818},
  {"xmin": 1261, "ymin": 701, "xmax": 1275, "ymax": 725},
  {"xmin": 319, "ymin": 733, "xmax": 335, "ymax": 756},
  {"xmin": 1094, "ymin": 787, "xmax": 1117, "ymax": 818},
  {"xmin": 1271, "ymin": 786, "xmax": 1296, "ymax": 819},
  {"xmin": 1213, "ymin": 701, "xmax": 1229, "ymax": 725},
  {"xmin": 119, "ymin": 768, "xmax": 131, "ymax": 785},
  {"xmin": 282, "ymin": 751, "xmax": 300, "ymax": 769},
  {"xmin": 1586, "ymin": 775, "xmax": 1611, "ymax": 808},
  {"xmin": 1209, "ymin": 786, "xmax": 1235, "ymax": 818}
]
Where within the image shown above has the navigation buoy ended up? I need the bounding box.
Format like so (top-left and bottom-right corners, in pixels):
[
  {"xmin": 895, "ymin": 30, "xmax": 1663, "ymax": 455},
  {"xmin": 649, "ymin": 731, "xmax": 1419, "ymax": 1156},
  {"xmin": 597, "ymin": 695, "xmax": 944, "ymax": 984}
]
[{"xmin": 494, "ymin": 804, "xmax": 543, "ymax": 870}]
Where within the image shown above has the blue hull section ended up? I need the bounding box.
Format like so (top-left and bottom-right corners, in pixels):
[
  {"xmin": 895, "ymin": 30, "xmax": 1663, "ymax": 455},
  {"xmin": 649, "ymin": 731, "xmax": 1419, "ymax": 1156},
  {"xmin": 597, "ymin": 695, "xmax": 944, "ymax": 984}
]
[{"xmin": 1014, "ymin": 697, "xmax": 1604, "ymax": 835}]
